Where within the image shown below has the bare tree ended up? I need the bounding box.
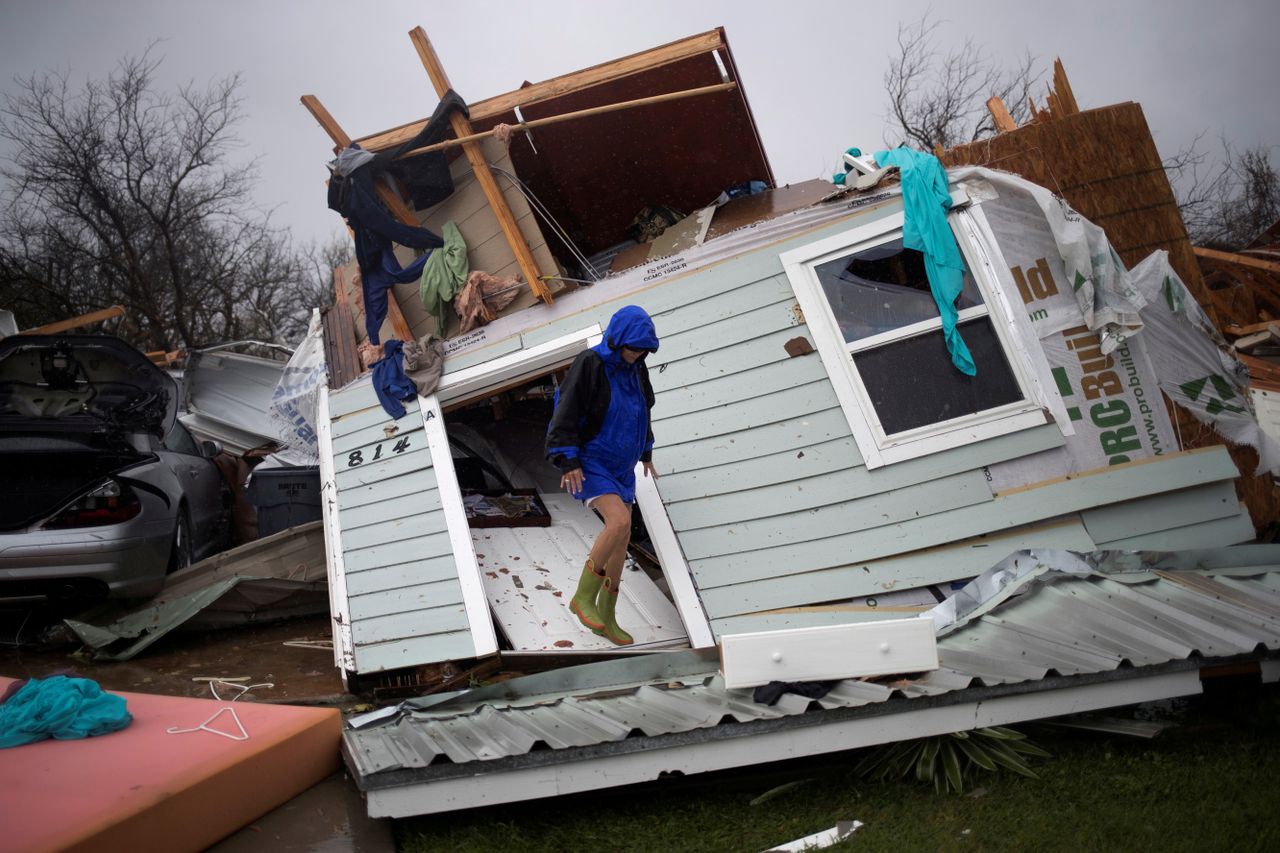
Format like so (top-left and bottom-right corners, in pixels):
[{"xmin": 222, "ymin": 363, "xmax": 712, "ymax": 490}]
[
  {"xmin": 0, "ymin": 50, "xmax": 316, "ymax": 350},
  {"xmin": 884, "ymin": 14, "xmax": 1042, "ymax": 151},
  {"xmin": 1168, "ymin": 137, "xmax": 1280, "ymax": 249}
]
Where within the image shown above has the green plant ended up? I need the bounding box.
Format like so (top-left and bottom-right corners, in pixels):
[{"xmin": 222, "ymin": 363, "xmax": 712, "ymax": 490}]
[{"xmin": 854, "ymin": 726, "xmax": 1050, "ymax": 794}]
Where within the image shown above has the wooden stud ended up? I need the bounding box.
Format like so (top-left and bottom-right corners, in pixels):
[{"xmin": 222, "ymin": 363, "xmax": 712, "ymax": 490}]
[
  {"xmin": 1196, "ymin": 246, "xmax": 1280, "ymax": 275},
  {"xmin": 20, "ymin": 305, "xmax": 125, "ymax": 335},
  {"xmin": 408, "ymin": 27, "xmax": 551, "ymax": 304},
  {"xmin": 1052, "ymin": 58, "xmax": 1080, "ymax": 115},
  {"xmin": 986, "ymin": 96, "xmax": 1018, "ymax": 133},
  {"xmin": 396, "ymin": 82, "xmax": 738, "ymax": 159},
  {"xmin": 356, "ymin": 30, "xmax": 726, "ymax": 151}
]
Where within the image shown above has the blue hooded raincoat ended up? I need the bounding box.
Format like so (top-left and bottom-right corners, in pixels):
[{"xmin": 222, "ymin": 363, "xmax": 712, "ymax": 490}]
[{"xmin": 545, "ymin": 306, "xmax": 659, "ymax": 504}]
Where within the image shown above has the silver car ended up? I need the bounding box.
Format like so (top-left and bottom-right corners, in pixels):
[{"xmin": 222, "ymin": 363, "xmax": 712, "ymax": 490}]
[{"xmin": 0, "ymin": 335, "xmax": 229, "ymax": 602}]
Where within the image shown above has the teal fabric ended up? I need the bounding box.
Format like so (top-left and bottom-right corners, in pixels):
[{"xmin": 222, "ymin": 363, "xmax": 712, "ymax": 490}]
[
  {"xmin": 874, "ymin": 147, "xmax": 976, "ymax": 376},
  {"xmin": 418, "ymin": 221, "xmax": 470, "ymax": 333},
  {"xmin": 0, "ymin": 675, "xmax": 132, "ymax": 748}
]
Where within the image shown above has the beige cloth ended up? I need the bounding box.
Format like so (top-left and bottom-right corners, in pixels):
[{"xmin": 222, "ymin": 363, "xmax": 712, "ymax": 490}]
[
  {"xmin": 455, "ymin": 271, "xmax": 521, "ymax": 334},
  {"xmin": 402, "ymin": 334, "xmax": 446, "ymax": 397}
]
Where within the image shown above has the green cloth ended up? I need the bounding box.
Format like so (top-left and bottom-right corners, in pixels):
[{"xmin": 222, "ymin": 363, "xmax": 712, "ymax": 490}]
[
  {"xmin": 418, "ymin": 221, "xmax": 469, "ymax": 333},
  {"xmin": 0, "ymin": 675, "xmax": 132, "ymax": 748}
]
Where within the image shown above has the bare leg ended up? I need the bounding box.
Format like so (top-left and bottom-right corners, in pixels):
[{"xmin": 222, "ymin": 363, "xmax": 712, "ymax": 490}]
[
  {"xmin": 588, "ymin": 494, "xmax": 634, "ymax": 645},
  {"xmin": 587, "ymin": 494, "xmax": 632, "ymax": 587}
]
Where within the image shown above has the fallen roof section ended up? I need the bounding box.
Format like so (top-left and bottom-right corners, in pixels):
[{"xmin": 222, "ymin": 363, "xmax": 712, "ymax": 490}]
[{"xmin": 342, "ymin": 546, "xmax": 1280, "ymax": 817}]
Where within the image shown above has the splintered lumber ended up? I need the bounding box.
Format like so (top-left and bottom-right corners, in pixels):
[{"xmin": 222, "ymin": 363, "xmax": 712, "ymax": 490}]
[
  {"xmin": 1052, "ymin": 58, "xmax": 1080, "ymax": 115},
  {"xmin": 398, "ymin": 82, "xmax": 738, "ymax": 159},
  {"xmin": 408, "ymin": 27, "xmax": 551, "ymax": 304},
  {"xmin": 21, "ymin": 305, "xmax": 125, "ymax": 335},
  {"xmin": 986, "ymin": 96, "xmax": 1018, "ymax": 133},
  {"xmin": 1195, "ymin": 246, "xmax": 1280, "ymax": 275}
]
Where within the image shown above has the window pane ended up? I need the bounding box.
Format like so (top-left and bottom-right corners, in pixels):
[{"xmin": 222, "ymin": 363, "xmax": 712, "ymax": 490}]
[
  {"xmin": 852, "ymin": 316, "xmax": 1023, "ymax": 435},
  {"xmin": 815, "ymin": 238, "xmax": 983, "ymax": 344}
]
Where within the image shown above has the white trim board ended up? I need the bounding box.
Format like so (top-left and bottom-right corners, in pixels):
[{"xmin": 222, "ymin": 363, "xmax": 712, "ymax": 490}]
[
  {"xmin": 315, "ymin": 384, "xmax": 357, "ymax": 674},
  {"xmin": 365, "ymin": 668, "xmax": 1201, "ymax": 817}
]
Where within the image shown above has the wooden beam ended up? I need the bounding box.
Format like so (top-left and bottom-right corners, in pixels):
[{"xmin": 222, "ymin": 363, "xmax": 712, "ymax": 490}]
[
  {"xmin": 1196, "ymin": 246, "xmax": 1280, "ymax": 275},
  {"xmin": 298, "ymin": 95, "xmax": 415, "ymax": 342},
  {"xmin": 20, "ymin": 305, "xmax": 125, "ymax": 335},
  {"xmin": 408, "ymin": 26, "xmax": 551, "ymax": 304},
  {"xmin": 986, "ymin": 96, "xmax": 1018, "ymax": 133},
  {"xmin": 356, "ymin": 29, "xmax": 726, "ymax": 152},
  {"xmin": 397, "ymin": 82, "xmax": 737, "ymax": 159}
]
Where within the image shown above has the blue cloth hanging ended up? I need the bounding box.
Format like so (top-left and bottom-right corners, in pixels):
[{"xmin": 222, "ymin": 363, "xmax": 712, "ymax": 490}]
[
  {"xmin": 371, "ymin": 340, "xmax": 418, "ymax": 419},
  {"xmin": 874, "ymin": 147, "xmax": 976, "ymax": 376}
]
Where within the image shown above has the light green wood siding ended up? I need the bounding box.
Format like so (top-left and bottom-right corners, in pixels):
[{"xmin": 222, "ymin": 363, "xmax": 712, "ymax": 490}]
[{"xmin": 327, "ymin": 377, "xmax": 473, "ymax": 673}]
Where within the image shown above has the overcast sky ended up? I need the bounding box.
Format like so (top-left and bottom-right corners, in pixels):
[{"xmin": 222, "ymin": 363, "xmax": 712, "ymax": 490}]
[{"xmin": 2, "ymin": 0, "xmax": 1276, "ymax": 249}]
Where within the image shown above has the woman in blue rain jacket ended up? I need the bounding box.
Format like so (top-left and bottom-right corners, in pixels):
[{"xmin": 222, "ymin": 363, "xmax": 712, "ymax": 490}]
[{"xmin": 546, "ymin": 305, "xmax": 659, "ymax": 645}]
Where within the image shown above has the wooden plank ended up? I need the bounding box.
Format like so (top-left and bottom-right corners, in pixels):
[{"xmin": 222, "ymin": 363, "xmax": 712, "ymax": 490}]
[
  {"xmin": 338, "ymin": 466, "xmax": 438, "ymax": 513},
  {"xmin": 20, "ymin": 305, "xmax": 125, "ymax": 336},
  {"xmin": 659, "ymin": 421, "xmax": 1063, "ymax": 504},
  {"xmin": 654, "ymin": 355, "xmax": 827, "ymax": 421},
  {"xmin": 691, "ymin": 447, "xmax": 1238, "ymax": 591},
  {"xmin": 699, "ymin": 517, "xmax": 1097, "ymax": 619},
  {"xmin": 342, "ymin": 511, "xmax": 444, "ymax": 552},
  {"xmin": 330, "ymin": 400, "xmax": 422, "ymax": 441},
  {"xmin": 352, "ymin": 630, "xmax": 478, "ymax": 673},
  {"xmin": 1081, "ymin": 480, "xmax": 1241, "ymax": 545},
  {"xmin": 300, "ymin": 94, "xmax": 351, "ymax": 148},
  {"xmin": 720, "ymin": 617, "xmax": 937, "ymax": 688},
  {"xmin": 408, "ymin": 27, "xmax": 550, "ymax": 303},
  {"xmin": 650, "ymin": 326, "xmax": 809, "ymax": 396},
  {"xmin": 344, "ymin": 529, "xmax": 454, "ymax": 573},
  {"xmin": 348, "ymin": 577, "xmax": 464, "ymax": 621},
  {"xmin": 678, "ymin": 469, "xmax": 993, "ymax": 560},
  {"xmin": 351, "ymin": 602, "xmax": 470, "ymax": 645},
  {"xmin": 986, "ymin": 96, "xmax": 1018, "ymax": 133},
  {"xmin": 1194, "ymin": 246, "xmax": 1280, "ymax": 275},
  {"xmin": 1098, "ymin": 506, "xmax": 1255, "ymax": 551},
  {"xmin": 1052, "ymin": 58, "xmax": 1079, "ymax": 115},
  {"xmin": 655, "ymin": 299, "xmax": 801, "ymax": 363},
  {"xmin": 344, "ymin": 554, "xmax": 463, "ymax": 596},
  {"xmin": 328, "ymin": 378, "xmax": 380, "ymax": 419},
  {"xmin": 652, "ymin": 379, "xmax": 840, "ymax": 445},
  {"xmin": 651, "ymin": 274, "xmax": 794, "ymax": 338},
  {"xmin": 330, "ymin": 418, "xmax": 424, "ymax": 455},
  {"xmin": 333, "ymin": 438, "xmax": 431, "ymax": 486},
  {"xmin": 657, "ymin": 405, "xmax": 849, "ymax": 476}
]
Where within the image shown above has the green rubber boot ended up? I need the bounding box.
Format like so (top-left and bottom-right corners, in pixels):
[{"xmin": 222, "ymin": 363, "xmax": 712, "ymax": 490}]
[
  {"xmin": 569, "ymin": 559, "xmax": 606, "ymax": 631},
  {"xmin": 594, "ymin": 576, "xmax": 634, "ymax": 646}
]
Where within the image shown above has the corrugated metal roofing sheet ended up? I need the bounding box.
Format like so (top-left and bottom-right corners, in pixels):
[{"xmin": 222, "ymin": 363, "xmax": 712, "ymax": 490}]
[{"xmin": 344, "ymin": 560, "xmax": 1280, "ymax": 780}]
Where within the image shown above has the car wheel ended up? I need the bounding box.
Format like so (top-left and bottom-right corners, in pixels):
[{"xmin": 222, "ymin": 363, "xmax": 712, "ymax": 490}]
[{"xmin": 168, "ymin": 508, "xmax": 193, "ymax": 574}]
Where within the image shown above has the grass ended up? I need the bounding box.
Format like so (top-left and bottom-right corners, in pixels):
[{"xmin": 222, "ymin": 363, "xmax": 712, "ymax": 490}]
[{"xmin": 396, "ymin": 682, "xmax": 1280, "ymax": 852}]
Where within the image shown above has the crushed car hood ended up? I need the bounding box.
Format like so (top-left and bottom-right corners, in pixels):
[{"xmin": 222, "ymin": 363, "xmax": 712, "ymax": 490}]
[{"xmin": 0, "ymin": 335, "xmax": 178, "ymax": 436}]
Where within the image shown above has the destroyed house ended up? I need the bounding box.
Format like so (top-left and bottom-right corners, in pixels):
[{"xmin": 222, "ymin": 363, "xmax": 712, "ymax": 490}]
[{"xmin": 302, "ymin": 28, "xmax": 1257, "ymax": 685}]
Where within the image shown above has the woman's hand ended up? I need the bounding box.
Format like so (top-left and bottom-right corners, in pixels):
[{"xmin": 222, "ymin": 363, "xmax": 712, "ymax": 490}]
[
  {"xmin": 642, "ymin": 461, "xmax": 659, "ymax": 479},
  {"xmin": 561, "ymin": 467, "xmax": 584, "ymax": 496}
]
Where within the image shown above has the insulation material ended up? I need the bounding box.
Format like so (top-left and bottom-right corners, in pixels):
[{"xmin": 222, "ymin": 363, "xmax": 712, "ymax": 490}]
[
  {"xmin": 1129, "ymin": 252, "xmax": 1280, "ymax": 476},
  {"xmin": 269, "ymin": 310, "xmax": 326, "ymax": 463},
  {"xmin": 959, "ymin": 169, "xmax": 1175, "ymax": 488}
]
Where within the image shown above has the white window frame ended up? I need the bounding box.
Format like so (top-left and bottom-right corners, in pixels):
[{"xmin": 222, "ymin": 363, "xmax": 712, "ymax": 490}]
[{"xmin": 780, "ymin": 198, "xmax": 1050, "ymax": 469}]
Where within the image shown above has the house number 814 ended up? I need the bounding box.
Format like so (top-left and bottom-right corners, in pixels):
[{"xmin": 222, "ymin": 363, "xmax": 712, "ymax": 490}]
[{"xmin": 347, "ymin": 436, "xmax": 412, "ymax": 467}]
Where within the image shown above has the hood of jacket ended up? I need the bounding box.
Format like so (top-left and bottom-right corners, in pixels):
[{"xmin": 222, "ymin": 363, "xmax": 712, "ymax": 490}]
[{"xmin": 595, "ymin": 306, "xmax": 659, "ymax": 363}]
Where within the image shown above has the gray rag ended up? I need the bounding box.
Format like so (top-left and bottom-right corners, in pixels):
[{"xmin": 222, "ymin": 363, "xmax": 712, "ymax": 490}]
[{"xmin": 403, "ymin": 334, "xmax": 446, "ymax": 397}]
